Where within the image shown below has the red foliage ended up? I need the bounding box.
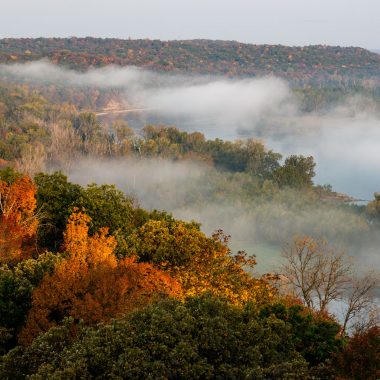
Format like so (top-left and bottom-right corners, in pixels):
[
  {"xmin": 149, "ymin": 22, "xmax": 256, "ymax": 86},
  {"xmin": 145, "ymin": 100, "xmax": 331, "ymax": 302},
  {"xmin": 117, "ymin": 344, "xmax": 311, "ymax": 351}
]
[{"xmin": 337, "ymin": 326, "xmax": 380, "ymax": 380}]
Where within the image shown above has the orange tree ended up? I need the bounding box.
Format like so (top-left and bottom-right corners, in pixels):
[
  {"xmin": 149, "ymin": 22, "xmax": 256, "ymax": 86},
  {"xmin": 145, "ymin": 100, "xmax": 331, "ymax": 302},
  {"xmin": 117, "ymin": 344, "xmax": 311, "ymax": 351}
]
[
  {"xmin": 19, "ymin": 210, "xmax": 181, "ymax": 344},
  {"xmin": 0, "ymin": 169, "xmax": 38, "ymax": 265}
]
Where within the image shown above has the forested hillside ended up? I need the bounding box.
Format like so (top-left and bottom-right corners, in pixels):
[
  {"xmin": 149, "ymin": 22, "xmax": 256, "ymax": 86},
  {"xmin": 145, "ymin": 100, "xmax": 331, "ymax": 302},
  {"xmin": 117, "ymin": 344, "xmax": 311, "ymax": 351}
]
[
  {"xmin": 0, "ymin": 82, "xmax": 377, "ymax": 249},
  {"xmin": 0, "ymin": 167, "xmax": 378, "ymax": 378},
  {"xmin": 0, "ymin": 38, "xmax": 379, "ymax": 81},
  {"xmin": 0, "ymin": 40, "xmax": 379, "ymax": 378}
]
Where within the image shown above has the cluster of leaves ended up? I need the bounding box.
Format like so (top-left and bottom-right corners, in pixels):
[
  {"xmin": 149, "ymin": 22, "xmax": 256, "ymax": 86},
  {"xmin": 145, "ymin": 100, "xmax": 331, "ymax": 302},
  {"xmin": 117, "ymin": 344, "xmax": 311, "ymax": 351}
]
[
  {"xmin": 0, "ymin": 295, "xmax": 344, "ymax": 379},
  {"xmin": 19, "ymin": 210, "xmax": 181, "ymax": 345},
  {"xmin": 0, "ymin": 252, "xmax": 59, "ymax": 354},
  {"xmin": 0, "ymin": 170, "xmax": 38, "ymax": 264},
  {"xmin": 1, "ymin": 38, "xmax": 379, "ymax": 80},
  {"xmin": 337, "ymin": 326, "xmax": 380, "ymax": 379},
  {"xmin": 34, "ymin": 171, "xmax": 142, "ymax": 253},
  {"xmin": 126, "ymin": 221, "xmax": 274, "ymax": 305}
]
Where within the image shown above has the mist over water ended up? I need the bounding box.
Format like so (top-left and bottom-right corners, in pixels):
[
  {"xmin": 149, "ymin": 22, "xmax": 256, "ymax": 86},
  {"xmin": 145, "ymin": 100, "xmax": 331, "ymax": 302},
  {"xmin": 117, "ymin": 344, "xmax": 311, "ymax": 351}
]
[
  {"xmin": 265, "ymin": 114, "xmax": 380, "ymax": 200},
  {"xmin": 3, "ymin": 60, "xmax": 377, "ymax": 273},
  {"xmin": 1, "ymin": 61, "xmax": 379, "ymax": 199},
  {"xmin": 66, "ymin": 158, "xmax": 380, "ymax": 275}
]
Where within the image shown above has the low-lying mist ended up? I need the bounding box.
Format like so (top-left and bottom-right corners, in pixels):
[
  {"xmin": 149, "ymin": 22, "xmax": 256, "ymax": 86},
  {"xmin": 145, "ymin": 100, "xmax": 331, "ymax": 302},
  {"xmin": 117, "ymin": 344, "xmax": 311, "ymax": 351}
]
[
  {"xmin": 1, "ymin": 60, "xmax": 379, "ymax": 199},
  {"xmin": 67, "ymin": 158, "xmax": 379, "ymax": 274}
]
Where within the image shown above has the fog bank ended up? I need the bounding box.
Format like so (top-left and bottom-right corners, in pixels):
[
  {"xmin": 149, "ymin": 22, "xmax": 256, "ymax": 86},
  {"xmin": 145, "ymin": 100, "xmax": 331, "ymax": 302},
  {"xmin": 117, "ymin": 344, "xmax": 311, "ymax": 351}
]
[{"xmin": 1, "ymin": 61, "xmax": 380, "ymax": 199}]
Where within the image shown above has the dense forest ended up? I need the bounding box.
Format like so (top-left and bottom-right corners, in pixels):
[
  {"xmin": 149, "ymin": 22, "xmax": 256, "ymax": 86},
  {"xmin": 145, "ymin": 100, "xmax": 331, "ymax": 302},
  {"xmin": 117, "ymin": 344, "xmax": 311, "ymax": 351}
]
[
  {"xmin": 0, "ymin": 41, "xmax": 379, "ymax": 378},
  {"xmin": 0, "ymin": 81, "xmax": 375, "ymax": 246},
  {"xmin": 1, "ymin": 38, "xmax": 379, "ymax": 80},
  {"xmin": 1, "ymin": 38, "xmax": 380, "ymax": 115},
  {"xmin": 0, "ymin": 166, "xmax": 379, "ymax": 378}
]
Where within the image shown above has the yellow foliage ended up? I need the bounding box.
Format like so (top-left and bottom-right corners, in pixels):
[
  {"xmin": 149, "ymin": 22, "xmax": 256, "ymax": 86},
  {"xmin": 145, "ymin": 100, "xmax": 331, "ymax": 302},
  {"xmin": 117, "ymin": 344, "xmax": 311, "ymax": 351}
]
[{"xmin": 127, "ymin": 221, "xmax": 275, "ymax": 306}]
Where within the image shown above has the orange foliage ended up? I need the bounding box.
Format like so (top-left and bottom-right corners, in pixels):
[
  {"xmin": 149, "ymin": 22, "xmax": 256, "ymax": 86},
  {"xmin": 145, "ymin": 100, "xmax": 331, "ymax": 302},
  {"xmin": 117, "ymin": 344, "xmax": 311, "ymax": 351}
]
[
  {"xmin": 0, "ymin": 176, "xmax": 38, "ymax": 264},
  {"xmin": 19, "ymin": 211, "xmax": 181, "ymax": 345}
]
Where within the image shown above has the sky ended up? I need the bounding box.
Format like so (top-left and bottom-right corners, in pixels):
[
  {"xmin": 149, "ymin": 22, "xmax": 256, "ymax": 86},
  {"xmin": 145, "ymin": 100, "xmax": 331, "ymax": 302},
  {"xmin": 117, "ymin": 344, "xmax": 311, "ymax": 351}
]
[{"xmin": 1, "ymin": 0, "xmax": 379, "ymax": 49}]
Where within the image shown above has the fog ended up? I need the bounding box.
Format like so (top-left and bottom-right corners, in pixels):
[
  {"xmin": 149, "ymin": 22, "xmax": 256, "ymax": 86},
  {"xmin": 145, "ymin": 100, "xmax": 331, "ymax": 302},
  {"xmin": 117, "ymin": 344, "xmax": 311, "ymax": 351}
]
[
  {"xmin": 66, "ymin": 158, "xmax": 380, "ymax": 275},
  {"xmin": 266, "ymin": 113, "xmax": 380, "ymax": 200},
  {"xmin": 1, "ymin": 61, "xmax": 380, "ymax": 200},
  {"xmin": 1, "ymin": 60, "xmax": 379, "ymax": 278}
]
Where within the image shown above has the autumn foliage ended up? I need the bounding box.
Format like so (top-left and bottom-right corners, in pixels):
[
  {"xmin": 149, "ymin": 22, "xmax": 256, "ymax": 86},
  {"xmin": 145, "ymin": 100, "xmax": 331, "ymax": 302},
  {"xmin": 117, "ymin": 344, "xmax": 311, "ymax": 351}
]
[
  {"xmin": 0, "ymin": 176, "xmax": 38, "ymax": 265},
  {"xmin": 127, "ymin": 220, "xmax": 275, "ymax": 305},
  {"xmin": 19, "ymin": 210, "xmax": 181, "ymax": 344},
  {"xmin": 336, "ymin": 326, "xmax": 380, "ymax": 379}
]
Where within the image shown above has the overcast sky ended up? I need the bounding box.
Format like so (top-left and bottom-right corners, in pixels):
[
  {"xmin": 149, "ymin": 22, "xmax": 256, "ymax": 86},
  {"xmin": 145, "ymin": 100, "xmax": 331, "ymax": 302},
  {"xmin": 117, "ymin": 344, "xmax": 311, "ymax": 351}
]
[{"xmin": 1, "ymin": 0, "xmax": 379, "ymax": 49}]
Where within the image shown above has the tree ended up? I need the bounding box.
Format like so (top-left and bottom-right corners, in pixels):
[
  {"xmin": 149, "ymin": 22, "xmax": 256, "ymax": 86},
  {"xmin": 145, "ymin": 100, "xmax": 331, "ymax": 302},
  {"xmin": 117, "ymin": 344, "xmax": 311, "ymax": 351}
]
[
  {"xmin": 259, "ymin": 302, "xmax": 342, "ymax": 367},
  {"xmin": 76, "ymin": 183, "xmax": 136, "ymax": 257},
  {"xmin": 14, "ymin": 142, "xmax": 46, "ymax": 177},
  {"xmin": 280, "ymin": 236, "xmax": 378, "ymax": 335},
  {"xmin": 127, "ymin": 220, "xmax": 275, "ymax": 305},
  {"xmin": 274, "ymin": 155, "xmax": 316, "ymax": 188},
  {"xmin": 35, "ymin": 173, "xmax": 138, "ymax": 255},
  {"xmin": 19, "ymin": 210, "xmax": 181, "ymax": 344},
  {"xmin": 1, "ymin": 296, "xmax": 327, "ymax": 379},
  {"xmin": 0, "ymin": 252, "xmax": 59, "ymax": 353},
  {"xmin": 340, "ymin": 274, "xmax": 379, "ymax": 335},
  {"xmin": 337, "ymin": 326, "xmax": 380, "ymax": 380},
  {"xmin": 367, "ymin": 192, "xmax": 380, "ymax": 224},
  {"xmin": 34, "ymin": 172, "xmax": 83, "ymax": 251},
  {"xmin": 0, "ymin": 170, "xmax": 38, "ymax": 265}
]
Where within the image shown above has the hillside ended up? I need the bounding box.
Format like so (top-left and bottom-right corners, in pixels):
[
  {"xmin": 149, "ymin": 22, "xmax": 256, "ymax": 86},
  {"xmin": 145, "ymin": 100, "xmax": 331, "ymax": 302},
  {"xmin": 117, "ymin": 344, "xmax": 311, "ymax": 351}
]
[{"xmin": 0, "ymin": 38, "xmax": 379, "ymax": 81}]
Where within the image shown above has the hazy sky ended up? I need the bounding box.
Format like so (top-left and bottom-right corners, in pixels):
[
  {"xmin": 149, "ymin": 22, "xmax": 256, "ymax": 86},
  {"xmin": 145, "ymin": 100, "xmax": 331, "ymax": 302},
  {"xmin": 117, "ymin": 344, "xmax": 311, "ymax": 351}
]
[{"xmin": 1, "ymin": 0, "xmax": 379, "ymax": 49}]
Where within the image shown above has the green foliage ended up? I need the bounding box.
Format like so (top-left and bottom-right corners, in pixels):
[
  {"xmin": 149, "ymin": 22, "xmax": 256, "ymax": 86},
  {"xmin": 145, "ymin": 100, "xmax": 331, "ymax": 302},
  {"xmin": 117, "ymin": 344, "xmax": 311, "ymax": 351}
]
[
  {"xmin": 35, "ymin": 172, "xmax": 83, "ymax": 250},
  {"xmin": 0, "ymin": 295, "xmax": 343, "ymax": 379},
  {"xmin": 0, "ymin": 252, "xmax": 59, "ymax": 354},
  {"xmin": 126, "ymin": 219, "xmax": 205, "ymax": 266},
  {"xmin": 140, "ymin": 126, "xmax": 282, "ymax": 177},
  {"xmin": 35, "ymin": 172, "xmax": 140, "ymax": 254},
  {"xmin": 76, "ymin": 183, "xmax": 137, "ymax": 257},
  {"xmin": 0, "ymin": 318, "xmax": 80, "ymax": 379},
  {"xmin": 76, "ymin": 183, "xmax": 134, "ymax": 234},
  {"xmin": 367, "ymin": 192, "xmax": 380, "ymax": 224},
  {"xmin": 259, "ymin": 303, "xmax": 342, "ymax": 366},
  {"xmin": 0, "ymin": 167, "xmax": 22, "ymax": 184},
  {"xmin": 274, "ymin": 155, "xmax": 316, "ymax": 188}
]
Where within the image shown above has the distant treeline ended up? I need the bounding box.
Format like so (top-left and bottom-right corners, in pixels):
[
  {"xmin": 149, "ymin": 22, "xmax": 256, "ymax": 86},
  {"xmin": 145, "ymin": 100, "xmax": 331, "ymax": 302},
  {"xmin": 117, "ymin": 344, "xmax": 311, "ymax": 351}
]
[
  {"xmin": 0, "ymin": 38, "xmax": 379, "ymax": 82},
  {"xmin": 2, "ymin": 82, "xmax": 380, "ymax": 250},
  {"xmin": 0, "ymin": 82, "xmax": 315, "ymax": 190}
]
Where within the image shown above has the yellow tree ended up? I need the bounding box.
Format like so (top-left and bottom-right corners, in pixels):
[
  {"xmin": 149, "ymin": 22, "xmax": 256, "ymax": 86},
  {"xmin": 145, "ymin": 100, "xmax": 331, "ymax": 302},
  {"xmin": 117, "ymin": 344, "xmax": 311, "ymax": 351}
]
[
  {"xmin": 127, "ymin": 220, "xmax": 275, "ymax": 306},
  {"xmin": 19, "ymin": 210, "xmax": 181, "ymax": 345}
]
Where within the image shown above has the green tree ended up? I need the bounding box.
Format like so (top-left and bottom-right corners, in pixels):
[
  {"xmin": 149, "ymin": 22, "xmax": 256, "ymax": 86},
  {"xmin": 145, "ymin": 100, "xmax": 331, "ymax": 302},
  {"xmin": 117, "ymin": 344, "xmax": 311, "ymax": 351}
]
[
  {"xmin": 0, "ymin": 252, "xmax": 59, "ymax": 354},
  {"xmin": 35, "ymin": 173, "xmax": 139, "ymax": 255},
  {"xmin": 0, "ymin": 295, "xmax": 327, "ymax": 379},
  {"xmin": 35, "ymin": 172, "xmax": 83, "ymax": 251},
  {"xmin": 367, "ymin": 192, "xmax": 380, "ymax": 224},
  {"xmin": 274, "ymin": 155, "xmax": 316, "ymax": 188}
]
